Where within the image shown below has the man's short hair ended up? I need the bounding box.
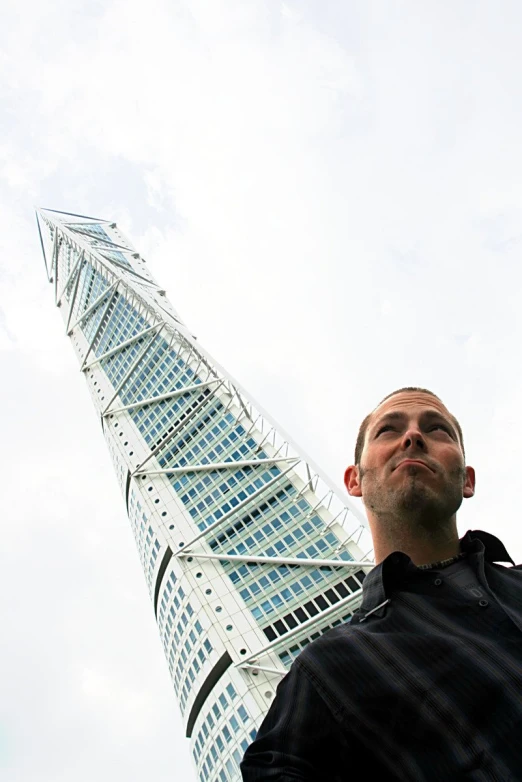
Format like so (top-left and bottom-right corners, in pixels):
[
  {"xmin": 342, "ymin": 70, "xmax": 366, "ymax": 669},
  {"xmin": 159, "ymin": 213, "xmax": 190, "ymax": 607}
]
[{"xmin": 354, "ymin": 387, "xmax": 465, "ymax": 465}]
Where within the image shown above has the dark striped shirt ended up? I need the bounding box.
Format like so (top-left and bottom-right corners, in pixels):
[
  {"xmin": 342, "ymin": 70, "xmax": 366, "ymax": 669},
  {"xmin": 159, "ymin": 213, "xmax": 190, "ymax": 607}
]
[{"xmin": 241, "ymin": 529, "xmax": 522, "ymax": 781}]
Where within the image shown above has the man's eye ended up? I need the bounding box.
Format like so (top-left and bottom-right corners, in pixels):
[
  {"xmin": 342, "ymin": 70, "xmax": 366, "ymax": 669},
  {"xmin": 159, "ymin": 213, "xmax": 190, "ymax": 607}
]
[
  {"xmin": 376, "ymin": 425, "xmax": 394, "ymax": 436},
  {"xmin": 430, "ymin": 424, "xmax": 451, "ymax": 434}
]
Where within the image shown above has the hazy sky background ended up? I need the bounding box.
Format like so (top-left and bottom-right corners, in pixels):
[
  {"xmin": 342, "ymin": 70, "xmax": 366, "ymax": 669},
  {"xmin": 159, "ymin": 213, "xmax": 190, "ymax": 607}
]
[{"xmin": 2, "ymin": 1, "xmax": 522, "ymax": 780}]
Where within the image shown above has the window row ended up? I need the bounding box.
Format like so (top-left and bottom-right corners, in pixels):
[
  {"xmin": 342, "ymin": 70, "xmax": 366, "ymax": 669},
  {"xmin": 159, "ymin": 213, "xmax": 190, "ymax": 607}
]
[
  {"xmin": 178, "ymin": 434, "xmax": 259, "ymax": 474},
  {"xmin": 129, "ymin": 510, "xmax": 162, "ymax": 596},
  {"xmin": 167, "ymin": 616, "xmax": 202, "ymax": 669},
  {"xmin": 102, "ymin": 336, "xmax": 147, "ymax": 388},
  {"xmin": 228, "ymin": 515, "xmax": 339, "ymax": 562},
  {"xmin": 158, "ymin": 400, "xmax": 227, "ymax": 467},
  {"xmin": 209, "ymin": 483, "xmax": 298, "ymax": 553},
  {"xmin": 95, "ymin": 295, "xmax": 146, "ymax": 358},
  {"xmin": 171, "ymin": 419, "xmax": 255, "ymax": 475},
  {"xmin": 69, "ymin": 222, "xmax": 111, "ymax": 241},
  {"xmin": 199, "ymin": 722, "xmax": 255, "ymax": 782},
  {"xmin": 166, "ymin": 414, "xmax": 255, "ymax": 491},
  {"xmin": 193, "ymin": 467, "xmax": 281, "ymax": 532},
  {"xmin": 131, "ymin": 371, "xmax": 197, "ymax": 424},
  {"xmin": 77, "ymin": 266, "xmax": 109, "ymax": 337},
  {"xmin": 60, "ymin": 245, "xmax": 77, "ymax": 298},
  {"xmin": 136, "ymin": 386, "xmax": 212, "ymax": 444},
  {"xmin": 123, "ymin": 343, "xmax": 195, "ymax": 408},
  {"xmin": 178, "ymin": 636, "xmax": 214, "ymax": 713},
  {"xmin": 81, "ymin": 296, "xmax": 108, "ymax": 342},
  {"xmin": 180, "ymin": 460, "xmax": 278, "ymax": 526},
  {"xmin": 157, "ymin": 575, "xmax": 212, "ymax": 700},
  {"xmin": 99, "ymin": 248, "xmax": 131, "ymax": 267},
  {"xmin": 262, "ymin": 571, "xmax": 366, "ymax": 642},
  {"xmin": 147, "ymin": 389, "xmax": 216, "ymax": 458},
  {"xmin": 172, "ymin": 634, "xmax": 212, "ymax": 695},
  {"xmin": 226, "ymin": 518, "xmax": 345, "ymax": 594},
  {"xmin": 241, "ymin": 559, "xmax": 355, "ymax": 622},
  {"xmin": 193, "ymin": 684, "xmax": 249, "ymax": 768},
  {"xmin": 100, "ymin": 323, "xmax": 159, "ymax": 390},
  {"xmin": 157, "ymin": 570, "xmax": 179, "ymax": 625},
  {"xmin": 117, "ymin": 330, "xmax": 166, "ymax": 387},
  {"xmin": 163, "ymin": 600, "xmax": 197, "ymax": 658}
]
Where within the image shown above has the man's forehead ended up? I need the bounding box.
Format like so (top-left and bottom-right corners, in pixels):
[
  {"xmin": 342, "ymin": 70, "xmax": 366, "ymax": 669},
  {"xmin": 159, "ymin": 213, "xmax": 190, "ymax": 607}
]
[{"xmin": 371, "ymin": 392, "xmax": 453, "ymax": 423}]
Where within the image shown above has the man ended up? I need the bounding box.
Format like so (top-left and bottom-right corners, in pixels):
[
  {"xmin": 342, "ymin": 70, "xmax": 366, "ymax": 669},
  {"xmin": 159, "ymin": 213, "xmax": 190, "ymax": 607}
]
[{"xmin": 241, "ymin": 388, "xmax": 522, "ymax": 781}]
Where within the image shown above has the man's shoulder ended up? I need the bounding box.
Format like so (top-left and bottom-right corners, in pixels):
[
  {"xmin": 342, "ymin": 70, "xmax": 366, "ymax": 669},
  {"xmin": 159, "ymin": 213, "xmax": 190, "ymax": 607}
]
[
  {"xmin": 296, "ymin": 619, "xmax": 362, "ymax": 673},
  {"xmin": 289, "ymin": 621, "xmax": 367, "ymax": 717}
]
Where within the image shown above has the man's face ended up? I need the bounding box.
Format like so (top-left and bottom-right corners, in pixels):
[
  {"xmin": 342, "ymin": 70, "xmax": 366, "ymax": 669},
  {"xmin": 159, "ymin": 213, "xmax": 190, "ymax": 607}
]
[{"xmin": 345, "ymin": 391, "xmax": 475, "ymax": 525}]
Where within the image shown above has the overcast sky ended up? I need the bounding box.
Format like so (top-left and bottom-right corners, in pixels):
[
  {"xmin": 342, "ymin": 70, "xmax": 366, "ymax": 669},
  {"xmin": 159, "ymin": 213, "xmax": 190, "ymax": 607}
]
[{"xmin": 2, "ymin": 1, "xmax": 522, "ymax": 780}]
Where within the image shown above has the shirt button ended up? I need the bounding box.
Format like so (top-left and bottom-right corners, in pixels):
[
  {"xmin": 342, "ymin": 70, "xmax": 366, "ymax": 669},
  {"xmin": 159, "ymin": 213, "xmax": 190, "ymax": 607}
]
[
  {"xmin": 479, "ymin": 599, "xmax": 489, "ymax": 608},
  {"xmin": 434, "ymin": 578, "xmax": 442, "ymax": 586}
]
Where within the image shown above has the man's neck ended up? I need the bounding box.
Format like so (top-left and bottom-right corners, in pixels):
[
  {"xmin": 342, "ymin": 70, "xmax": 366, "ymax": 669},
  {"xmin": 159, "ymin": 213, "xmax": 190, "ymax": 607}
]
[{"xmin": 370, "ymin": 515, "xmax": 460, "ymax": 566}]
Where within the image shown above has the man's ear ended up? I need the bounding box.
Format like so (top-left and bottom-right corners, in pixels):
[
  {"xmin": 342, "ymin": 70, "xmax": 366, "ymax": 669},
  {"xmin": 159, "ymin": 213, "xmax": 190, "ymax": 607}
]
[
  {"xmin": 344, "ymin": 465, "xmax": 362, "ymax": 497},
  {"xmin": 463, "ymin": 465, "xmax": 476, "ymax": 499}
]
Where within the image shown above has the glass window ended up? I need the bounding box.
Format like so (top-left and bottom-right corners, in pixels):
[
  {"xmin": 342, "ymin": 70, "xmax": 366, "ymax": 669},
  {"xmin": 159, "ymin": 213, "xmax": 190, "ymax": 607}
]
[{"xmin": 226, "ymin": 684, "xmax": 237, "ymax": 701}]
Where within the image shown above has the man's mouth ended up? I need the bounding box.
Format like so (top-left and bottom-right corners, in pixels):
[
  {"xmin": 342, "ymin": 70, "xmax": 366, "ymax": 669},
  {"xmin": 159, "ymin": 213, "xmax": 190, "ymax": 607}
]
[{"xmin": 394, "ymin": 459, "xmax": 434, "ymax": 472}]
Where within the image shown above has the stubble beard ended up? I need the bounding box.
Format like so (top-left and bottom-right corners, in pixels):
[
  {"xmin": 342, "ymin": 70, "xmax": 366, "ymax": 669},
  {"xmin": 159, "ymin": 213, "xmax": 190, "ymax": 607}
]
[{"xmin": 360, "ymin": 463, "xmax": 466, "ymax": 534}]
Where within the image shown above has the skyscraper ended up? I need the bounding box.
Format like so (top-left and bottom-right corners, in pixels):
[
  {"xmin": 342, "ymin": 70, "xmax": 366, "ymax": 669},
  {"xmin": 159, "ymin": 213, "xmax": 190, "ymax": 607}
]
[{"xmin": 36, "ymin": 208, "xmax": 373, "ymax": 782}]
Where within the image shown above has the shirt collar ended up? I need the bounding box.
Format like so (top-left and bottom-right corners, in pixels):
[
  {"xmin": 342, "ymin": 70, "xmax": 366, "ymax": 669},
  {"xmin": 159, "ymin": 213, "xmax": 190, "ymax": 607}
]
[{"xmin": 356, "ymin": 529, "xmax": 515, "ymax": 619}]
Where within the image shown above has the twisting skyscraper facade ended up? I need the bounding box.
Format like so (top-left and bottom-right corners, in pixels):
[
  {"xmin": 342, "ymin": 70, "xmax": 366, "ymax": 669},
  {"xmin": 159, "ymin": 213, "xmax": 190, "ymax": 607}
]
[{"xmin": 36, "ymin": 208, "xmax": 373, "ymax": 782}]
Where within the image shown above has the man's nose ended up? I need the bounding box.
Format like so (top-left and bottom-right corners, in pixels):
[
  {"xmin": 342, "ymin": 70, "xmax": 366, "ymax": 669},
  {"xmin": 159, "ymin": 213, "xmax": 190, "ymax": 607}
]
[{"xmin": 401, "ymin": 428, "xmax": 426, "ymax": 451}]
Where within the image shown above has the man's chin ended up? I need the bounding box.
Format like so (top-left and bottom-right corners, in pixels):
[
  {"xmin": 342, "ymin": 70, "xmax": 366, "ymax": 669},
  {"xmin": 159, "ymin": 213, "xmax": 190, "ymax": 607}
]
[{"xmin": 396, "ymin": 486, "xmax": 435, "ymax": 514}]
